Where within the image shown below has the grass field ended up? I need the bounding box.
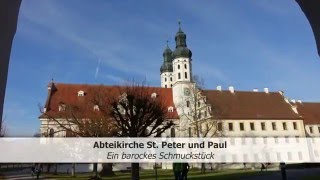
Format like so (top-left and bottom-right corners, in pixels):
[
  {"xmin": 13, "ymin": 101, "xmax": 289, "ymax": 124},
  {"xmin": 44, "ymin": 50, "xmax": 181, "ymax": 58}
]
[
  {"xmin": 44, "ymin": 169, "xmax": 273, "ymax": 180},
  {"xmin": 303, "ymin": 175, "xmax": 320, "ymax": 180}
]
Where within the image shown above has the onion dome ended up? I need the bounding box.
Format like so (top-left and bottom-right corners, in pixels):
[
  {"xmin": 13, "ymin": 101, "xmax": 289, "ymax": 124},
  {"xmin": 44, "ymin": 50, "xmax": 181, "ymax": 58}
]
[
  {"xmin": 173, "ymin": 21, "xmax": 192, "ymax": 59},
  {"xmin": 160, "ymin": 41, "xmax": 173, "ymax": 73}
]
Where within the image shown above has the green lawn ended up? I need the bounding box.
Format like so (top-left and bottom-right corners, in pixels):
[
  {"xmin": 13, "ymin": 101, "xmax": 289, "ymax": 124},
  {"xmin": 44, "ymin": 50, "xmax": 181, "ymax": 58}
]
[
  {"xmin": 303, "ymin": 175, "xmax": 320, "ymax": 180},
  {"xmin": 44, "ymin": 169, "xmax": 273, "ymax": 180},
  {"xmin": 0, "ymin": 167, "xmax": 28, "ymax": 172}
]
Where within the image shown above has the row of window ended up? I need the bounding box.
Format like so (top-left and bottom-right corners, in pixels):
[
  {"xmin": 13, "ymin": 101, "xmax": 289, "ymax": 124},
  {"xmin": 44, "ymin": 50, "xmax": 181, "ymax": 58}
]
[
  {"xmin": 164, "ymin": 84, "xmax": 173, "ymax": 88},
  {"xmin": 177, "ymin": 72, "xmax": 188, "ymax": 80},
  {"xmin": 309, "ymin": 126, "xmax": 320, "ymax": 134},
  {"xmin": 186, "ymin": 101, "xmax": 209, "ymax": 109},
  {"xmin": 177, "ymin": 64, "xmax": 188, "ymax": 70},
  {"xmin": 219, "ymin": 151, "xmax": 304, "ymax": 161},
  {"xmin": 217, "ymin": 122, "xmax": 299, "ymax": 131},
  {"xmin": 164, "ymin": 77, "xmax": 173, "ymax": 82},
  {"xmin": 163, "ymin": 72, "xmax": 189, "ymax": 83}
]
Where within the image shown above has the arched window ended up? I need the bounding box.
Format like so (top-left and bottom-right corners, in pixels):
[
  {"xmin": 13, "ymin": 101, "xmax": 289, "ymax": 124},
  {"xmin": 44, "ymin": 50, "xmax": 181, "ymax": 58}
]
[
  {"xmin": 165, "ymin": 78, "xmax": 167, "ymax": 82},
  {"xmin": 171, "ymin": 128, "xmax": 176, "ymax": 137},
  {"xmin": 186, "ymin": 101, "xmax": 190, "ymax": 107},
  {"xmin": 165, "ymin": 85, "xmax": 167, "ymax": 88},
  {"xmin": 93, "ymin": 105, "xmax": 99, "ymax": 111},
  {"xmin": 49, "ymin": 128, "xmax": 54, "ymax": 137},
  {"xmin": 168, "ymin": 106, "xmax": 174, "ymax": 112},
  {"xmin": 185, "ymin": 72, "xmax": 188, "ymax": 79},
  {"xmin": 151, "ymin": 93, "xmax": 157, "ymax": 98},
  {"xmin": 170, "ymin": 77, "xmax": 172, "ymax": 81},
  {"xmin": 171, "ymin": 84, "xmax": 173, "ymax": 87},
  {"xmin": 185, "ymin": 64, "xmax": 187, "ymax": 69},
  {"xmin": 178, "ymin": 73, "xmax": 181, "ymax": 79},
  {"xmin": 77, "ymin": 90, "xmax": 85, "ymax": 96},
  {"xmin": 178, "ymin": 65, "xmax": 180, "ymax": 69}
]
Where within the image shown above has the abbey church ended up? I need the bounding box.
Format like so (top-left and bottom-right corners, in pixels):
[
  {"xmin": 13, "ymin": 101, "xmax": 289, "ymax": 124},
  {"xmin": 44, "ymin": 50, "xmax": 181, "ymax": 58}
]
[{"xmin": 39, "ymin": 24, "xmax": 320, "ymax": 171}]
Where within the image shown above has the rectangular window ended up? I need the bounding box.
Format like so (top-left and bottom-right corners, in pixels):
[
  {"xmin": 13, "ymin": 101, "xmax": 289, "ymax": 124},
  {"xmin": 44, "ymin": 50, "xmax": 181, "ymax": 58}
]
[
  {"xmin": 315, "ymin": 150, "xmax": 319, "ymax": 158},
  {"xmin": 293, "ymin": 122, "xmax": 298, "ymax": 130},
  {"xmin": 228, "ymin": 123, "xmax": 233, "ymax": 131},
  {"xmin": 243, "ymin": 154, "xmax": 248, "ymax": 162},
  {"xmin": 263, "ymin": 137, "xmax": 267, "ymax": 144},
  {"xmin": 241, "ymin": 138, "xmax": 246, "ymax": 145},
  {"xmin": 283, "ymin": 122, "xmax": 287, "ymax": 130},
  {"xmin": 285, "ymin": 136, "xmax": 289, "ymax": 143},
  {"xmin": 170, "ymin": 128, "xmax": 175, "ymax": 137},
  {"xmin": 310, "ymin": 126, "xmax": 314, "ymax": 133},
  {"xmin": 252, "ymin": 138, "xmax": 256, "ymax": 144},
  {"xmin": 287, "ymin": 152, "xmax": 292, "ymax": 160},
  {"xmin": 218, "ymin": 123, "xmax": 222, "ymax": 131},
  {"xmin": 261, "ymin": 122, "xmax": 266, "ymax": 130},
  {"xmin": 298, "ymin": 152, "xmax": 303, "ymax": 160},
  {"xmin": 178, "ymin": 73, "xmax": 181, "ymax": 79},
  {"xmin": 318, "ymin": 127, "xmax": 320, "ymax": 133},
  {"xmin": 272, "ymin": 122, "xmax": 277, "ymax": 130},
  {"xmin": 277, "ymin": 152, "xmax": 281, "ymax": 161},
  {"xmin": 250, "ymin": 122, "xmax": 255, "ymax": 130},
  {"xmin": 239, "ymin": 123, "xmax": 244, "ymax": 131},
  {"xmin": 186, "ymin": 101, "xmax": 190, "ymax": 108},
  {"xmin": 232, "ymin": 154, "xmax": 237, "ymax": 162},
  {"xmin": 185, "ymin": 72, "xmax": 188, "ymax": 79}
]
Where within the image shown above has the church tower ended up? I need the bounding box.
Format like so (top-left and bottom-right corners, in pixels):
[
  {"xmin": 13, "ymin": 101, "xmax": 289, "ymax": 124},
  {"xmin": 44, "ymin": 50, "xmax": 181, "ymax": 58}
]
[
  {"xmin": 172, "ymin": 22, "xmax": 193, "ymax": 84},
  {"xmin": 171, "ymin": 22, "xmax": 194, "ymax": 136},
  {"xmin": 171, "ymin": 22, "xmax": 193, "ymax": 108},
  {"xmin": 160, "ymin": 41, "xmax": 174, "ymax": 88}
]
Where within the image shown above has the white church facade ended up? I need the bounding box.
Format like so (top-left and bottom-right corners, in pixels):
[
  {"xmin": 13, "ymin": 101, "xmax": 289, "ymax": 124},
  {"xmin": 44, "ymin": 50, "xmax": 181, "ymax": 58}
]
[{"xmin": 39, "ymin": 24, "xmax": 320, "ymax": 172}]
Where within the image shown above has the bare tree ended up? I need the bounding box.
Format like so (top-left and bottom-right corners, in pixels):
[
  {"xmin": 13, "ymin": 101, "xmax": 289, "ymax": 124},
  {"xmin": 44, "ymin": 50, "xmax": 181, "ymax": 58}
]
[
  {"xmin": 0, "ymin": 116, "xmax": 6, "ymax": 137},
  {"xmin": 176, "ymin": 75, "xmax": 224, "ymax": 173},
  {"xmin": 107, "ymin": 82, "xmax": 175, "ymax": 180},
  {"xmin": 40, "ymin": 85, "xmax": 118, "ymax": 179}
]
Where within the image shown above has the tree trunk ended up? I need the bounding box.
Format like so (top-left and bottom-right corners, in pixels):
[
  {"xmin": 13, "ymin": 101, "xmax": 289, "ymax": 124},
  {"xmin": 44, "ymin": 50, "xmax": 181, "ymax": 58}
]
[
  {"xmin": 99, "ymin": 163, "xmax": 114, "ymax": 177},
  {"xmin": 54, "ymin": 163, "xmax": 58, "ymax": 175},
  {"xmin": 71, "ymin": 163, "xmax": 75, "ymax": 177},
  {"xmin": 201, "ymin": 163, "xmax": 206, "ymax": 174},
  {"xmin": 92, "ymin": 163, "xmax": 98, "ymax": 178},
  {"xmin": 131, "ymin": 163, "xmax": 140, "ymax": 180},
  {"xmin": 46, "ymin": 163, "xmax": 51, "ymax": 173}
]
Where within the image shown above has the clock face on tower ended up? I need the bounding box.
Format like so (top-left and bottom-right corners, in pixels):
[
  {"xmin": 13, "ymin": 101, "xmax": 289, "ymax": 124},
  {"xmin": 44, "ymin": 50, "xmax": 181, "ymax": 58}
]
[{"xmin": 184, "ymin": 87, "xmax": 190, "ymax": 96}]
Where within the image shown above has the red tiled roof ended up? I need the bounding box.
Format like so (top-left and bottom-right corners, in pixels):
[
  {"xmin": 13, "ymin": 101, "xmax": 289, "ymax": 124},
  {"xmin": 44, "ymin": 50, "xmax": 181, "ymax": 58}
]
[
  {"xmin": 203, "ymin": 90, "xmax": 302, "ymax": 120},
  {"xmin": 296, "ymin": 102, "xmax": 320, "ymax": 125},
  {"xmin": 39, "ymin": 83, "xmax": 179, "ymax": 119}
]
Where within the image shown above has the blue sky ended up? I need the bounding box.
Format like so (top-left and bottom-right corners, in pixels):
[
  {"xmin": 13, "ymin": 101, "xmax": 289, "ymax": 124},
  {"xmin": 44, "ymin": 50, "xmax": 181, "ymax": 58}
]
[{"xmin": 3, "ymin": 0, "xmax": 320, "ymax": 136}]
